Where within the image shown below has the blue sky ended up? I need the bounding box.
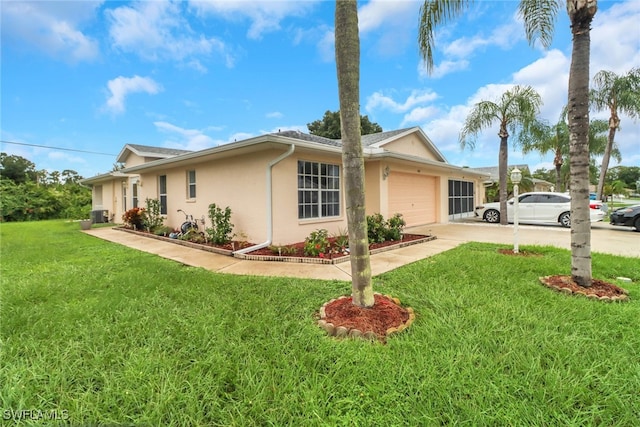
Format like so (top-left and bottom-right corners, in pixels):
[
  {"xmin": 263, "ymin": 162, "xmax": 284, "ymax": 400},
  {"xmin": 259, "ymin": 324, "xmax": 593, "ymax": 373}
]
[{"xmin": 2, "ymin": 0, "xmax": 639, "ymax": 179}]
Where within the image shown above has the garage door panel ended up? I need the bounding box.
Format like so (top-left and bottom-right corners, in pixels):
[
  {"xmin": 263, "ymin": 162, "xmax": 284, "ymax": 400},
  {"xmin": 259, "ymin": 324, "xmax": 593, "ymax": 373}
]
[{"xmin": 388, "ymin": 172, "xmax": 436, "ymax": 226}]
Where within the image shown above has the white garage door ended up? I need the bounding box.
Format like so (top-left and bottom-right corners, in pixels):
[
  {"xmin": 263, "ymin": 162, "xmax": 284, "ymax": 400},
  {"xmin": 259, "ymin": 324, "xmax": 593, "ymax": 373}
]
[{"xmin": 388, "ymin": 172, "xmax": 437, "ymax": 226}]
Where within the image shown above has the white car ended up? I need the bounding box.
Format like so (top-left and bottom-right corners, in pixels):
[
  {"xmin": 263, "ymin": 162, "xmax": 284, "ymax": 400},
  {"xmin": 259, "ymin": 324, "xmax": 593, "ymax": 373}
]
[{"xmin": 475, "ymin": 192, "xmax": 607, "ymax": 227}]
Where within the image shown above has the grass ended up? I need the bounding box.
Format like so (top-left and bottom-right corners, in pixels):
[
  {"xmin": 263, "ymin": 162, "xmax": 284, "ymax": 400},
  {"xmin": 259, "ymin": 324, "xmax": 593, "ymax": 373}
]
[{"xmin": 1, "ymin": 220, "xmax": 639, "ymax": 426}]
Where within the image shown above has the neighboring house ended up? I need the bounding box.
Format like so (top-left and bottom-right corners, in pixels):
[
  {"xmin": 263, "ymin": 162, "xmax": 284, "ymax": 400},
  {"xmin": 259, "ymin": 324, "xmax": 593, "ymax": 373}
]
[
  {"xmin": 81, "ymin": 127, "xmax": 490, "ymax": 245},
  {"xmin": 471, "ymin": 165, "xmax": 554, "ymax": 194}
]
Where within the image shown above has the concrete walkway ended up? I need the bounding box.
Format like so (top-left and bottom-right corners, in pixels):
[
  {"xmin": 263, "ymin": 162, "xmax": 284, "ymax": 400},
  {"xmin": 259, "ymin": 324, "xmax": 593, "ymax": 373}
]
[{"xmin": 83, "ymin": 221, "xmax": 638, "ymax": 280}]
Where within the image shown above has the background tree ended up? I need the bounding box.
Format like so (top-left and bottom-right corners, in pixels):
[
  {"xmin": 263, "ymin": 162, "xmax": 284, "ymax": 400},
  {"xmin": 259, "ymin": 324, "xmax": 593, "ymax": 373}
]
[
  {"xmin": 419, "ymin": 0, "xmax": 598, "ymax": 287},
  {"xmin": 459, "ymin": 85, "xmax": 543, "ymax": 225},
  {"xmin": 0, "ymin": 153, "xmax": 38, "ymax": 184},
  {"xmin": 590, "ymin": 67, "xmax": 640, "ymax": 200},
  {"xmin": 0, "ymin": 154, "xmax": 91, "ymax": 221},
  {"xmin": 335, "ymin": 0, "xmax": 374, "ymax": 308},
  {"xmin": 524, "ymin": 116, "xmax": 616, "ymax": 192},
  {"xmin": 307, "ymin": 110, "xmax": 382, "ymax": 139},
  {"xmin": 523, "ymin": 109, "xmax": 570, "ymax": 191},
  {"xmin": 606, "ymin": 166, "xmax": 640, "ymax": 191}
]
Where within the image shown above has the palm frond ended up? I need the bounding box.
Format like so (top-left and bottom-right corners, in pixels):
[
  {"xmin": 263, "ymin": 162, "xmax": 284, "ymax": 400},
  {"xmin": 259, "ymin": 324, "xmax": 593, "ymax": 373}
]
[
  {"xmin": 418, "ymin": 0, "xmax": 472, "ymax": 75},
  {"xmin": 518, "ymin": 0, "xmax": 559, "ymax": 48}
]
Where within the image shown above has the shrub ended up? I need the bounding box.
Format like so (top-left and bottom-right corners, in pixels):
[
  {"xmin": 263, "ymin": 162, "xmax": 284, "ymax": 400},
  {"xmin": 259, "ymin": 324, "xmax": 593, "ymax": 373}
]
[
  {"xmin": 122, "ymin": 207, "xmax": 145, "ymax": 230},
  {"xmin": 366, "ymin": 213, "xmax": 387, "ymax": 243},
  {"xmin": 143, "ymin": 198, "xmax": 164, "ymax": 232},
  {"xmin": 385, "ymin": 213, "xmax": 406, "ymax": 241},
  {"xmin": 304, "ymin": 229, "xmax": 329, "ymax": 257},
  {"xmin": 366, "ymin": 212, "xmax": 406, "ymax": 243},
  {"xmin": 206, "ymin": 203, "xmax": 234, "ymax": 245}
]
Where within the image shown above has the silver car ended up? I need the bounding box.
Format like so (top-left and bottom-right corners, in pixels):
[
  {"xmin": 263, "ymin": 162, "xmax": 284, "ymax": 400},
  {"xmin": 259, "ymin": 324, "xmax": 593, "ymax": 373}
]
[{"xmin": 475, "ymin": 192, "xmax": 606, "ymax": 227}]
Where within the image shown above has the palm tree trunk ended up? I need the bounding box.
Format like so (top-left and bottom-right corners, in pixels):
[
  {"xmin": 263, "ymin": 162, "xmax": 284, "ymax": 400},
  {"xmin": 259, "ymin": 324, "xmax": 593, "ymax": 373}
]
[
  {"xmin": 595, "ymin": 117, "xmax": 618, "ymax": 200},
  {"xmin": 498, "ymin": 133, "xmax": 509, "ymax": 225},
  {"xmin": 567, "ymin": 0, "xmax": 597, "ymax": 288},
  {"xmin": 335, "ymin": 0, "xmax": 374, "ymax": 308},
  {"xmin": 554, "ymin": 147, "xmax": 563, "ymax": 191}
]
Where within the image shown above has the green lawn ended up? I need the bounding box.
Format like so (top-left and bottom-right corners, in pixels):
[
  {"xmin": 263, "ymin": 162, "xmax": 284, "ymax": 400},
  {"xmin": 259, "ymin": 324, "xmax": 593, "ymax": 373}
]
[{"xmin": 1, "ymin": 221, "xmax": 639, "ymax": 426}]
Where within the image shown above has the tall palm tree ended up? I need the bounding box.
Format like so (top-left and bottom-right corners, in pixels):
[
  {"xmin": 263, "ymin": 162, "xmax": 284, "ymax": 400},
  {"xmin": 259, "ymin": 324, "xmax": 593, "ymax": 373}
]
[
  {"xmin": 566, "ymin": 0, "xmax": 597, "ymax": 287},
  {"xmin": 591, "ymin": 68, "xmax": 640, "ymax": 201},
  {"xmin": 335, "ymin": 0, "xmax": 374, "ymax": 308},
  {"xmin": 459, "ymin": 85, "xmax": 543, "ymax": 225},
  {"xmin": 418, "ymin": 0, "xmax": 597, "ymax": 287}
]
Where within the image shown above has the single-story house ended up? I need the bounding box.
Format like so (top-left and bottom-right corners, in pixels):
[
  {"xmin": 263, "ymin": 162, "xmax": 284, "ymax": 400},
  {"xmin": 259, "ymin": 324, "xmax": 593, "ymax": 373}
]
[{"xmin": 81, "ymin": 127, "xmax": 490, "ymax": 246}]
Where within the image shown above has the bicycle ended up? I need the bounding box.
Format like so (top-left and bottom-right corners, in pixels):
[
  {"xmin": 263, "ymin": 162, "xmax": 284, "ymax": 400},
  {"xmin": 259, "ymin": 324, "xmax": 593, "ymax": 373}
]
[{"xmin": 174, "ymin": 209, "xmax": 207, "ymax": 241}]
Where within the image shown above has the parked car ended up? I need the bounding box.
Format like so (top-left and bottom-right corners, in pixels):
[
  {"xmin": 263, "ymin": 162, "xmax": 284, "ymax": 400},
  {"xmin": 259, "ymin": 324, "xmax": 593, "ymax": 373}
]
[
  {"xmin": 475, "ymin": 192, "xmax": 607, "ymax": 227},
  {"xmin": 609, "ymin": 205, "xmax": 640, "ymax": 232}
]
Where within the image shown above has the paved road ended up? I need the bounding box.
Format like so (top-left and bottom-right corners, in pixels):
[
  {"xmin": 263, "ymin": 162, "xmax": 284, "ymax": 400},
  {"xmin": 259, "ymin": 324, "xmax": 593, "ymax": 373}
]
[{"xmin": 406, "ymin": 220, "xmax": 639, "ymax": 258}]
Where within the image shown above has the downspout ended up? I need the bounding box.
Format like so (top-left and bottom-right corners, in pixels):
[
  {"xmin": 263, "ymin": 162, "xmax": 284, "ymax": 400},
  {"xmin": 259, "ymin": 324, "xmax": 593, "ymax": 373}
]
[{"xmin": 234, "ymin": 144, "xmax": 295, "ymax": 255}]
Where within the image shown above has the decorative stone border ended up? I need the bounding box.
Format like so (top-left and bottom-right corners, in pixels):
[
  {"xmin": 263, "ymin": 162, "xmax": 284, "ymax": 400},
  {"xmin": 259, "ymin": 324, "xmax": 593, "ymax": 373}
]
[
  {"xmin": 317, "ymin": 292, "xmax": 416, "ymax": 340},
  {"xmin": 539, "ymin": 276, "xmax": 630, "ymax": 302},
  {"xmin": 117, "ymin": 227, "xmax": 234, "ymax": 256},
  {"xmin": 116, "ymin": 227, "xmax": 437, "ymax": 265}
]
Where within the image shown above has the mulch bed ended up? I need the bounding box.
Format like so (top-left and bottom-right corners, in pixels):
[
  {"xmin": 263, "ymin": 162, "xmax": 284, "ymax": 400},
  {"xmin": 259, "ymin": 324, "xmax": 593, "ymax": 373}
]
[
  {"xmin": 317, "ymin": 293, "xmax": 415, "ymax": 342},
  {"xmin": 246, "ymin": 234, "xmax": 428, "ymax": 258},
  {"xmin": 539, "ymin": 275, "xmax": 629, "ymax": 301}
]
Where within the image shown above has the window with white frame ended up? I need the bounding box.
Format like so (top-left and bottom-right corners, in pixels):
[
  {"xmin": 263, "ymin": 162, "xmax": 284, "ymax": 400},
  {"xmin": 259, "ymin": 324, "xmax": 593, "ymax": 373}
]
[
  {"xmin": 132, "ymin": 182, "xmax": 139, "ymax": 208},
  {"xmin": 187, "ymin": 170, "xmax": 196, "ymax": 199},
  {"xmin": 297, "ymin": 160, "xmax": 340, "ymax": 219},
  {"xmin": 159, "ymin": 175, "xmax": 167, "ymax": 215}
]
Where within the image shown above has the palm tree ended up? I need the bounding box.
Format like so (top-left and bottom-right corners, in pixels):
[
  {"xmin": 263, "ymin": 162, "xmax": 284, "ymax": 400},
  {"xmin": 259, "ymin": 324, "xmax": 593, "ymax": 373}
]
[
  {"xmin": 419, "ymin": 0, "xmax": 597, "ymax": 287},
  {"xmin": 523, "ymin": 113, "xmax": 617, "ymax": 192},
  {"xmin": 459, "ymin": 85, "xmax": 543, "ymax": 225},
  {"xmin": 591, "ymin": 68, "xmax": 640, "ymax": 201},
  {"xmin": 335, "ymin": 0, "xmax": 374, "ymax": 308}
]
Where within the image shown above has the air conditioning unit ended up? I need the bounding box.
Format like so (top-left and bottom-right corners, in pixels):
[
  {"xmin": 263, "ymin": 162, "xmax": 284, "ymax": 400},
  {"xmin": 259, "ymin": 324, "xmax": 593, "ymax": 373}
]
[{"xmin": 91, "ymin": 210, "xmax": 109, "ymax": 224}]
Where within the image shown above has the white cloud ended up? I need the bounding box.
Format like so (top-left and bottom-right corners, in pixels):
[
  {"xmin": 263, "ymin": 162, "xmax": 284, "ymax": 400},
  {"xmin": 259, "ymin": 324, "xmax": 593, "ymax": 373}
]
[
  {"xmin": 1, "ymin": 0, "xmax": 101, "ymax": 62},
  {"xmin": 366, "ymin": 90, "xmax": 439, "ymax": 114},
  {"xmin": 266, "ymin": 112, "xmax": 283, "ymax": 119},
  {"xmin": 105, "ymin": 76, "xmax": 163, "ymax": 114},
  {"xmin": 400, "ymin": 106, "xmax": 440, "ymax": 127},
  {"xmin": 419, "ymin": 59, "xmax": 470, "ymax": 79},
  {"xmin": 357, "ymin": 1, "xmax": 420, "ymax": 57},
  {"xmin": 106, "ymin": 1, "xmax": 233, "ymax": 69},
  {"xmin": 154, "ymin": 121, "xmax": 218, "ymax": 150},
  {"xmin": 189, "ymin": 0, "xmax": 317, "ymax": 40}
]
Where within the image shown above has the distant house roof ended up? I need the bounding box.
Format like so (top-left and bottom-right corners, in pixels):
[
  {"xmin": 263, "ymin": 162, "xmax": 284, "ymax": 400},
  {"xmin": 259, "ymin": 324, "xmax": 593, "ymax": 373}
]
[
  {"xmin": 471, "ymin": 164, "xmax": 531, "ymax": 183},
  {"xmin": 116, "ymin": 144, "xmax": 192, "ymax": 163}
]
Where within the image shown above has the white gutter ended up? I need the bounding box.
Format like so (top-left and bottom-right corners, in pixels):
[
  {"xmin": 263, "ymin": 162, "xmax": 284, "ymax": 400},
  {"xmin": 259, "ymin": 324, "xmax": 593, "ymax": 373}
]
[{"xmin": 233, "ymin": 144, "xmax": 295, "ymax": 255}]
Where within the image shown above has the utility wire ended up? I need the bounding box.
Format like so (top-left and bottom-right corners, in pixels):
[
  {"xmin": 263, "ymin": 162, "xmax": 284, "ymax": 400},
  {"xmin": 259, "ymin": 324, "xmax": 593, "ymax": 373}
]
[{"xmin": 0, "ymin": 140, "xmax": 116, "ymax": 156}]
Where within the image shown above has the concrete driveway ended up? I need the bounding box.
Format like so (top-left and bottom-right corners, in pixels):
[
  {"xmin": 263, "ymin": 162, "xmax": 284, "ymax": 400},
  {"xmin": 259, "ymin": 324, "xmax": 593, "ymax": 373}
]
[{"xmin": 408, "ymin": 220, "xmax": 639, "ymax": 258}]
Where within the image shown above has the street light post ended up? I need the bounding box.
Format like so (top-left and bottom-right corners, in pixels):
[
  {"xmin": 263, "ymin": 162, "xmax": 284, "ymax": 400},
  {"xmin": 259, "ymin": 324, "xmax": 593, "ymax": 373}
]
[{"xmin": 511, "ymin": 167, "xmax": 522, "ymax": 254}]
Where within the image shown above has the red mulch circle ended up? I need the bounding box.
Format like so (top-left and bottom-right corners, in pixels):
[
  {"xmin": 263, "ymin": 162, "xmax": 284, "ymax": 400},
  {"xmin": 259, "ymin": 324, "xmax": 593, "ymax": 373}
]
[
  {"xmin": 540, "ymin": 275, "xmax": 629, "ymax": 300},
  {"xmin": 322, "ymin": 294, "xmax": 410, "ymax": 337}
]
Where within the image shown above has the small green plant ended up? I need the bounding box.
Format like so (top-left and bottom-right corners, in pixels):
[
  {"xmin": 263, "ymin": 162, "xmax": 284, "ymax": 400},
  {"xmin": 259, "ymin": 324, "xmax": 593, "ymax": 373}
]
[
  {"xmin": 303, "ymin": 229, "xmax": 329, "ymax": 257},
  {"xmin": 206, "ymin": 203, "xmax": 234, "ymax": 245},
  {"xmin": 385, "ymin": 213, "xmax": 406, "ymax": 241},
  {"xmin": 269, "ymin": 245, "xmax": 297, "ymax": 256},
  {"xmin": 331, "ymin": 228, "xmax": 350, "ymax": 255},
  {"xmin": 122, "ymin": 207, "xmax": 145, "ymax": 230},
  {"xmin": 153, "ymin": 226, "xmax": 173, "ymax": 237},
  {"xmin": 180, "ymin": 229, "xmax": 206, "ymax": 243},
  {"xmin": 143, "ymin": 198, "xmax": 164, "ymax": 232},
  {"xmin": 366, "ymin": 213, "xmax": 387, "ymax": 243}
]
